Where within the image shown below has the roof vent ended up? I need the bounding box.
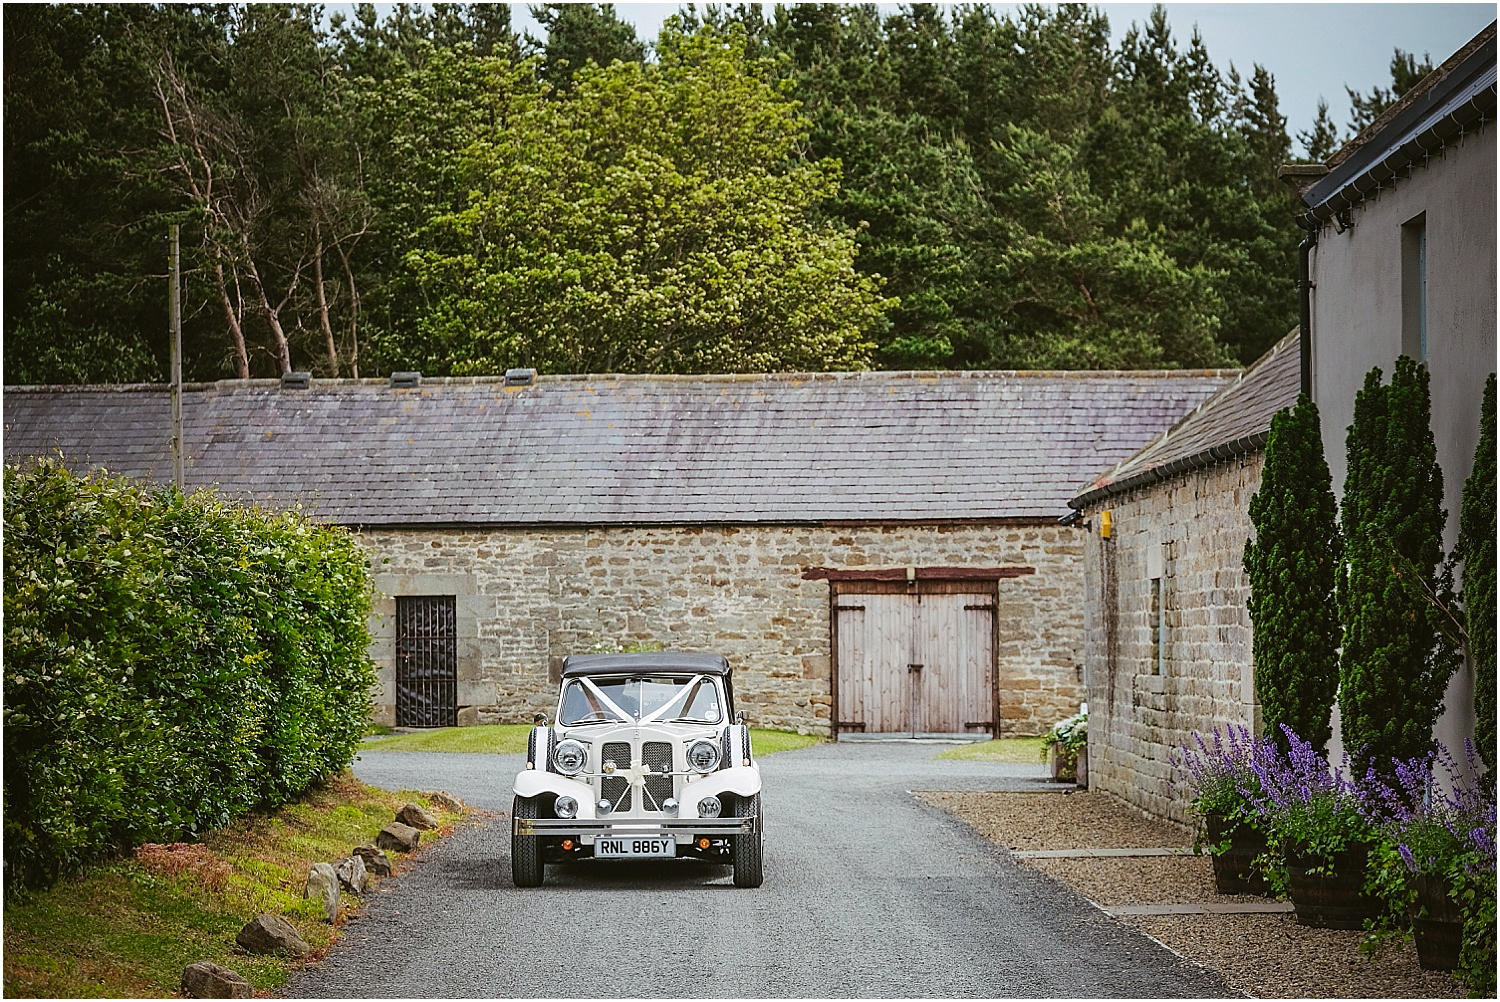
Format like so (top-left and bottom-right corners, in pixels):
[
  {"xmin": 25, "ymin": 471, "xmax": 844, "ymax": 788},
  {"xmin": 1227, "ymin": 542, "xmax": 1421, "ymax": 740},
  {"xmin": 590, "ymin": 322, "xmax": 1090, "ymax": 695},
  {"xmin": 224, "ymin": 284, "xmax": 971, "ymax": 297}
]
[
  {"xmin": 281, "ymin": 371, "xmax": 312, "ymax": 390},
  {"xmin": 390, "ymin": 371, "xmax": 421, "ymax": 389},
  {"xmin": 504, "ymin": 368, "xmax": 537, "ymax": 387}
]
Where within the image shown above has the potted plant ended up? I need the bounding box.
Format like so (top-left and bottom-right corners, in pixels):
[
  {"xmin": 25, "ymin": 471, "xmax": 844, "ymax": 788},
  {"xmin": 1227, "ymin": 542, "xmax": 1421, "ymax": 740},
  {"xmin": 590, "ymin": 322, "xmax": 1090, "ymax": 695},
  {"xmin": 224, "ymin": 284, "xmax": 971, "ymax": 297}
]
[
  {"xmin": 1365, "ymin": 742, "xmax": 1497, "ymax": 973},
  {"xmin": 1173, "ymin": 725, "xmax": 1276, "ymax": 895},
  {"xmin": 1040, "ymin": 708, "xmax": 1087, "ymax": 784},
  {"xmin": 1240, "ymin": 725, "xmax": 1381, "ymax": 928}
]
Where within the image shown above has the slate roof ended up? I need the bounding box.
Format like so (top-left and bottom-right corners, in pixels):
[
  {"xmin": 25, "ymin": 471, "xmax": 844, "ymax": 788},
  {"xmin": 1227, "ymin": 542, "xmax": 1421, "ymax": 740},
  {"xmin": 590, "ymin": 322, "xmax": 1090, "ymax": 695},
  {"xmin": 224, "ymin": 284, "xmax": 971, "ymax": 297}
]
[
  {"xmin": 1071, "ymin": 332, "xmax": 1301, "ymax": 510},
  {"xmin": 4, "ymin": 370, "xmax": 1234, "ymax": 526}
]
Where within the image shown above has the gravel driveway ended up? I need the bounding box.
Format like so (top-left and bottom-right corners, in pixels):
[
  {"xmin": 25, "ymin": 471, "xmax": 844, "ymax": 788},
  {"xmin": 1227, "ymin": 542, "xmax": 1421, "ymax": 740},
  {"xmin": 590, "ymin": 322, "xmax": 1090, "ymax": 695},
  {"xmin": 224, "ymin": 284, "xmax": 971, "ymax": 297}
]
[{"xmin": 286, "ymin": 742, "xmax": 1235, "ymax": 998}]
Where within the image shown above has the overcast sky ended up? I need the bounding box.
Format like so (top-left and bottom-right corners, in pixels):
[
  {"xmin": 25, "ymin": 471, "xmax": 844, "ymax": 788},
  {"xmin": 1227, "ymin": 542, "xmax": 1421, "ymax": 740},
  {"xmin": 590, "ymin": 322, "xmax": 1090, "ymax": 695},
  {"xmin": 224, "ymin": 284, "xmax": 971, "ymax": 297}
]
[{"xmin": 507, "ymin": 2, "xmax": 1496, "ymax": 149}]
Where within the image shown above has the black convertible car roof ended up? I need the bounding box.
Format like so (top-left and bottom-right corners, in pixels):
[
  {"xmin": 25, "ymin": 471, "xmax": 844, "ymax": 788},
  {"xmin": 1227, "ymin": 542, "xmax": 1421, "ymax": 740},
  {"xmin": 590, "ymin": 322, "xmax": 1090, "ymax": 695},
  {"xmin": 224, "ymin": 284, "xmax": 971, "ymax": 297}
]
[{"xmin": 560, "ymin": 652, "xmax": 731, "ymax": 677}]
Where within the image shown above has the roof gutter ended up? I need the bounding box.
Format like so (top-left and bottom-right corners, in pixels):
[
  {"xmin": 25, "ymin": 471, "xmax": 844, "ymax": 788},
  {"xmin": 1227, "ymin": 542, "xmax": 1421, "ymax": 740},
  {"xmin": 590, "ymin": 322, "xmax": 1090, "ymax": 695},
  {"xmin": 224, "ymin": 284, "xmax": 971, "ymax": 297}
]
[
  {"xmin": 1301, "ymin": 91, "xmax": 1495, "ymax": 229},
  {"xmin": 1299, "ymin": 35, "xmax": 1496, "ymax": 227},
  {"xmin": 1066, "ymin": 429, "xmax": 1270, "ymax": 514}
]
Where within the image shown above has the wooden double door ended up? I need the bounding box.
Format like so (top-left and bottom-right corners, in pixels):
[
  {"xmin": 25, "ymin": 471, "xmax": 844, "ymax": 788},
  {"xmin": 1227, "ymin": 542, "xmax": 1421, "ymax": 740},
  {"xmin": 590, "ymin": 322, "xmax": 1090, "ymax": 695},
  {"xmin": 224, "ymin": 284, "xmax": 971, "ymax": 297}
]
[{"xmin": 834, "ymin": 581, "xmax": 995, "ymax": 736}]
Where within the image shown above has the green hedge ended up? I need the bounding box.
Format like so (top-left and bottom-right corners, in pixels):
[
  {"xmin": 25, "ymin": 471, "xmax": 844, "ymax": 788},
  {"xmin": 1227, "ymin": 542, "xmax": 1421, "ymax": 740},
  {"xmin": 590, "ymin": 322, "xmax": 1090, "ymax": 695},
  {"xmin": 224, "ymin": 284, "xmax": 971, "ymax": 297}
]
[{"xmin": 3, "ymin": 460, "xmax": 376, "ymax": 893}]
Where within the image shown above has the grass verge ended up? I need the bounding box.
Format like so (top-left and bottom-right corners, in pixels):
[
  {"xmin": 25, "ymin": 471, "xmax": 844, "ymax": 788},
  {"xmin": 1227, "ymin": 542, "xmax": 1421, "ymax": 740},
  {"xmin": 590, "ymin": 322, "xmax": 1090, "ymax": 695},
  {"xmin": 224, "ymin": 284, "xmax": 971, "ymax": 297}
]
[
  {"xmin": 932, "ymin": 735, "xmax": 1040, "ymax": 763},
  {"xmin": 746, "ymin": 729, "xmax": 823, "ymax": 755},
  {"xmin": 2, "ymin": 774, "xmax": 463, "ymax": 999},
  {"xmin": 361, "ymin": 723, "xmax": 532, "ymax": 753},
  {"xmin": 361, "ymin": 724, "xmax": 823, "ymax": 756}
]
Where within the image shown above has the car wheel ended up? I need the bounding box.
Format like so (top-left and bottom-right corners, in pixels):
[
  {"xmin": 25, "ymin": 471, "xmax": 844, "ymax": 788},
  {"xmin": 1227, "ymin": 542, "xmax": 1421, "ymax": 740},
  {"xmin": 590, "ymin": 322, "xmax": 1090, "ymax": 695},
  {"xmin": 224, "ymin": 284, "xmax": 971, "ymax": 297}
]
[
  {"xmin": 731, "ymin": 793, "xmax": 763, "ymax": 888},
  {"xmin": 511, "ymin": 795, "xmax": 545, "ymax": 887}
]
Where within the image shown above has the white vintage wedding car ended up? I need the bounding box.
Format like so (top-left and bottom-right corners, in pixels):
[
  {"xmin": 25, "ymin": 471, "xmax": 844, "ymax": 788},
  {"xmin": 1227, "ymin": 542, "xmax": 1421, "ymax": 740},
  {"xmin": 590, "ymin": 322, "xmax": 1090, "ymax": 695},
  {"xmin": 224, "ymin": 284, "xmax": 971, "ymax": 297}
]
[{"xmin": 510, "ymin": 651, "xmax": 764, "ymax": 887}]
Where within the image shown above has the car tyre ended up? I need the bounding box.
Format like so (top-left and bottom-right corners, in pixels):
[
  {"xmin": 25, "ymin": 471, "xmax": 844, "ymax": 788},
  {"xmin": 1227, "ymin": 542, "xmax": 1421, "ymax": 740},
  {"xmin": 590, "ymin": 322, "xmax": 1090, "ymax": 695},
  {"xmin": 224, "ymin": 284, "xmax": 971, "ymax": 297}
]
[
  {"xmin": 512, "ymin": 795, "xmax": 545, "ymax": 887},
  {"xmin": 732, "ymin": 793, "xmax": 763, "ymax": 888}
]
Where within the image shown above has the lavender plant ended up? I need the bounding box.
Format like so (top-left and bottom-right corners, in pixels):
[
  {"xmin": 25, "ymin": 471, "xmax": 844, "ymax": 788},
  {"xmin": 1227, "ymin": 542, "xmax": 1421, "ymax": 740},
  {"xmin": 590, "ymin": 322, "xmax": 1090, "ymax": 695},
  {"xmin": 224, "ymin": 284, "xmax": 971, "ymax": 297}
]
[
  {"xmin": 1171, "ymin": 724, "xmax": 1276, "ymax": 820},
  {"xmin": 1365, "ymin": 741, "xmax": 1495, "ymax": 881},
  {"xmin": 1239, "ymin": 724, "xmax": 1376, "ymax": 867},
  {"xmin": 1362, "ymin": 741, "xmax": 1498, "ymax": 993}
]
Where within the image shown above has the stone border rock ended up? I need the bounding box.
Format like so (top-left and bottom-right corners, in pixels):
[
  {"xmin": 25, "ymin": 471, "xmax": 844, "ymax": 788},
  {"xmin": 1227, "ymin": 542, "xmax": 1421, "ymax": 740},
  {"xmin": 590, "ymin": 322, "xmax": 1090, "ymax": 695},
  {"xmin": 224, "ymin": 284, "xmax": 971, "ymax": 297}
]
[
  {"xmin": 215, "ymin": 791, "xmax": 466, "ymax": 995},
  {"xmin": 182, "ymin": 960, "xmax": 252, "ymax": 998}
]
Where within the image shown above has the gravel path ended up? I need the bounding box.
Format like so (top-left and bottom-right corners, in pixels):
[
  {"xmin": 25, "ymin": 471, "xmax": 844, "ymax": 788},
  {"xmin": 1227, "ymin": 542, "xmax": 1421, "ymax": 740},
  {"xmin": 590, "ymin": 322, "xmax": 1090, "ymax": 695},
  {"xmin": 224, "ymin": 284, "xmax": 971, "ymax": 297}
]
[
  {"xmin": 918, "ymin": 788, "xmax": 1467, "ymax": 999},
  {"xmin": 286, "ymin": 743, "xmax": 1234, "ymax": 998}
]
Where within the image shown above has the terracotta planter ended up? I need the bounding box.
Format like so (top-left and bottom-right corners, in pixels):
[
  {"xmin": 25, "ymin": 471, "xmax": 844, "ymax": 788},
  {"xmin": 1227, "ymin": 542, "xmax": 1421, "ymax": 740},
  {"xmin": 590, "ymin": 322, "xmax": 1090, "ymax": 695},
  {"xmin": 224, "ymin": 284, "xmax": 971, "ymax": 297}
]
[
  {"xmin": 1285, "ymin": 843, "xmax": 1381, "ymax": 929},
  {"xmin": 1203, "ymin": 814, "xmax": 1271, "ymax": 896},
  {"xmin": 1410, "ymin": 873, "xmax": 1463, "ymax": 970}
]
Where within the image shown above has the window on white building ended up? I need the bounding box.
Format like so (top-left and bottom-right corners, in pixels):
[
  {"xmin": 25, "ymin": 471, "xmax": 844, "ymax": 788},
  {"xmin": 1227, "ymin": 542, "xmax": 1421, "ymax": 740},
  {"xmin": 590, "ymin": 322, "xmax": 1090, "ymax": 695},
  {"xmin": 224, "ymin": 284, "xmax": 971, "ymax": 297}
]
[{"xmin": 1402, "ymin": 213, "xmax": 1428, "ymax": 363}]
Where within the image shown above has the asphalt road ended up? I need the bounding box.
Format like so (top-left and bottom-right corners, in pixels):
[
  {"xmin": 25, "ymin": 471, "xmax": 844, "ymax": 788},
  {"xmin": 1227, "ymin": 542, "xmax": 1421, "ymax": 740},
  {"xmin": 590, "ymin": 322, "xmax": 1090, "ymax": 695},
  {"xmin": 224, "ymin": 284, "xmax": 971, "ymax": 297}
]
[{"xmin": 285, "ymin": 742, "xmax": 1235, "ymax": 998}]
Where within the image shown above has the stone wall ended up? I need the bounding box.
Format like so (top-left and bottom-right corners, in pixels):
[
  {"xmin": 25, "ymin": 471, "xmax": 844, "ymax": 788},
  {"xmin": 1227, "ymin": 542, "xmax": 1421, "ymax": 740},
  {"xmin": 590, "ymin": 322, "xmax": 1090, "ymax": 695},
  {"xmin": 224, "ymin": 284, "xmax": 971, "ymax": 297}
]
[
  {"xmin": 359, "ymin": 522, "xmax": 1087, "ymax": 736},
  {"xmin": 1078, "ymin": 455, "xmax": 1263, "ymax": 824}
]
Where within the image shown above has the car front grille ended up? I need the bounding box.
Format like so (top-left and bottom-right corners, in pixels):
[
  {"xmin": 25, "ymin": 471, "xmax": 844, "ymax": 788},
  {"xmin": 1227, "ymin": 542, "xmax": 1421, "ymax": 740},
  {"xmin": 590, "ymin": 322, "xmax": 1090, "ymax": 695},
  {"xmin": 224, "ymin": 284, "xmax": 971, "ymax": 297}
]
[
  {"xmin": 642, "ymin": 741, "xmax": 673, "ymax": 809},
  {"xmin": 592, "ymin": 738, "xmax": 681, "ymax": 814},
  {"xmin": 601, "ymin": 741, "xmax": 631, "ymax": 812}
]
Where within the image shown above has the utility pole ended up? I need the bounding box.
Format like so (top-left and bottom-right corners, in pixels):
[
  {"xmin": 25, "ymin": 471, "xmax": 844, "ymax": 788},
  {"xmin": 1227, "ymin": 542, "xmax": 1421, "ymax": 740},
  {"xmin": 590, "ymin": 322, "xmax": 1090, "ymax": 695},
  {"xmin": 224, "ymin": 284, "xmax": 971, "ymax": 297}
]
[{"xmin": 169, "ymin": 225, "xmax": 185, "ymax": 492}]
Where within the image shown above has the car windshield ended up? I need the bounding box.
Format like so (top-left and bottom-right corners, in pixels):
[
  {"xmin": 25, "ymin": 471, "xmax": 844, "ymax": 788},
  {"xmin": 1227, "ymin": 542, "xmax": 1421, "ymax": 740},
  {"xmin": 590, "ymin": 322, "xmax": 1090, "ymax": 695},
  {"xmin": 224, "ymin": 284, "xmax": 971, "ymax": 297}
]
[{"xmin": 559, "ymin": 674, "xmax": 723, "ymax": 726}]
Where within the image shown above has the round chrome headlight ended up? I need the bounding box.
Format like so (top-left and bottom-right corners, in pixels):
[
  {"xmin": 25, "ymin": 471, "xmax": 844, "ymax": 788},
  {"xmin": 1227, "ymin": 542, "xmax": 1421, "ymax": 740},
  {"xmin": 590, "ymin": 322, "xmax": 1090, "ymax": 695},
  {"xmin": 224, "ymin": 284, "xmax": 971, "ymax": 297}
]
[
  {"xmin": 553, "ymin": 739, "xmax": 587, "ymax": 775},
  {"xmin": 554, "ymin": 795, "xmax": 578, "ymax": 819},
  {"xmin": 686, "ymin": 738, "xmax": 721, "ymax": 774},
  {"xmin": 597, "ymin": 798, "xmax": 614, "ymax": 816},
  {"xmin": 697, "ymin": 795, "xmax": 722, "ymax": 818}
]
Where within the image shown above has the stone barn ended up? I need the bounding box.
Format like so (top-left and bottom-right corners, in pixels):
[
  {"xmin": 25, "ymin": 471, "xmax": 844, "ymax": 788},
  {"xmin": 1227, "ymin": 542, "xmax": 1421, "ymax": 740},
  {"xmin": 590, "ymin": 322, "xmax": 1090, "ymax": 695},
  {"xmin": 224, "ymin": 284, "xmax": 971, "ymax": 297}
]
[
  {"xmin": 5, "ymin": 368, "xmax": 1231, "ymax": 736},
  {"xmin": 1068, "ymin": 334, "xmax": 1299, "ymax": 822}
]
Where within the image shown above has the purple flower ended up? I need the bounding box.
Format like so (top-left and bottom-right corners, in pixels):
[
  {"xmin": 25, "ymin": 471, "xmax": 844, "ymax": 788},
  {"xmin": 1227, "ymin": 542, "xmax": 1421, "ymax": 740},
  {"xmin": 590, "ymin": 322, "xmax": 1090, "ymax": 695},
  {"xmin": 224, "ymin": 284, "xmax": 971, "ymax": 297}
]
[
  {"xmin": 1235, "ymin": 725, "xmax": 1371, "ymax": 859},
  {"xmin": 1171, "ymin": 724, "xmax": 1277, "ymax": 818},
  {"xmin": 1365, "ymin": 739, "xmax": 1496, "ymax": 875}
]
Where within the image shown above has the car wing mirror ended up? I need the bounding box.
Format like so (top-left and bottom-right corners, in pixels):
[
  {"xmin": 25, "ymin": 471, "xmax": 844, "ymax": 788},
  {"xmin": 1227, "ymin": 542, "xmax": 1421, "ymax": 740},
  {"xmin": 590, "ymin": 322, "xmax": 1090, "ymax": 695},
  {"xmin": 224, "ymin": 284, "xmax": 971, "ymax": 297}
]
[
  {"xmin": 533, "ymin": 711, "xmax": 548, "ymax": 726},
  {"xmin": 736, "ymin": 709, "xmax": 747, "ymax": 725}
]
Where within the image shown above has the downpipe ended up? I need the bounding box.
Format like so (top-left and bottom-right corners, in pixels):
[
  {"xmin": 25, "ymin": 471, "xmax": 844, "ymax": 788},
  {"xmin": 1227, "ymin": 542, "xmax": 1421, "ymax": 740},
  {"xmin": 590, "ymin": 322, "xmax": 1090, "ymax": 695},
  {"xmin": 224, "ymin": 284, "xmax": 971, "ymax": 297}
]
[{"xmin": 1297, "ymin": 222, "xmax": 1318, "ymax": 399}]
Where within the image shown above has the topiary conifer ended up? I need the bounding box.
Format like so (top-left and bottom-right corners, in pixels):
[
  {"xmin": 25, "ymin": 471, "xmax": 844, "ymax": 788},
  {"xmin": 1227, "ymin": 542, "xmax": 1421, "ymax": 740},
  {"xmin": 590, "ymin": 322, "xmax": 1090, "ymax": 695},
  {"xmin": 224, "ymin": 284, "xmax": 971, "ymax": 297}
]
[
  {"xmin": 1244, "ymin": 393, "xmax": 1341, "ymax": 755},
  {"xmin": 1338, "ymin": 358, "xmax": 1454, "ymax": 781},
  {"xmin": 1459, "ymin": 373, "xmax": 1496, "ymax": 775}
]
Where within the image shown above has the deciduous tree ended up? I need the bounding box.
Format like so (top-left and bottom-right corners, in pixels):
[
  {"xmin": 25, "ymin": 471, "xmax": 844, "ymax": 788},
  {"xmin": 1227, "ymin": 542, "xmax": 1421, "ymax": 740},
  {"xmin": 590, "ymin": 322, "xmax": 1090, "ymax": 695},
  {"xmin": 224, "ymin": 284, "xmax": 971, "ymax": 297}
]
[{"xmin": 382, "ymin": 26, "xmax": 888, "ymax": 375}]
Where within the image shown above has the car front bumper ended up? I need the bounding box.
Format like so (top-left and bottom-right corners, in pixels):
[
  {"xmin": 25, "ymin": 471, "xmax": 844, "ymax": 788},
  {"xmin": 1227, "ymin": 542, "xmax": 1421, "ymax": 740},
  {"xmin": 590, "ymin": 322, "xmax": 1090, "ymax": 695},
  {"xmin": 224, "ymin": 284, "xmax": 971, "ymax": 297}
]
[{"xmin": 513, "ymin": 816, "xmax": 759, "ymax": 839}]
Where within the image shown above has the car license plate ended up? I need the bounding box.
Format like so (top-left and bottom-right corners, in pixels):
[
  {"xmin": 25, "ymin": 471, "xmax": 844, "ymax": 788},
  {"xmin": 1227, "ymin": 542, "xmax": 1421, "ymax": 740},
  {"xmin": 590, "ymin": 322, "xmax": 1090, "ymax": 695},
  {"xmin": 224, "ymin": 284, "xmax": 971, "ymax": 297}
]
[{"xmin": 595, "ymin": 836, "xmax": 675, "ymax": 858}]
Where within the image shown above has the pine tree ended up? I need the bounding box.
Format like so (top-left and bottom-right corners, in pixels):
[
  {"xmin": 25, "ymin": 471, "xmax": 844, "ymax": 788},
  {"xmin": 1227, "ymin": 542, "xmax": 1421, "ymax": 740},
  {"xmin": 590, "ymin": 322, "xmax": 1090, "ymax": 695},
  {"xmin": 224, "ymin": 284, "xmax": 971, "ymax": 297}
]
[
  {"xmin": 1345, "ymin": 48, "xmax": 1434, "ymax": 135},
  {"xmin": 1244, "ymin": 393, "xmax": 1342, "ymax": 754},
  {"xmin": 1297, "ymin": 99, "xmax": 1340, "ymax": 161},
  {"xmin": 530, "ymin": 3, "xmax": 645, "ymax": 89},
  {"xmin": 1459, "ymin": 374, "xmax": 1497, "ymax": 774},
  {"xmin": 1338, "ymin": 359, "xmax": 1454, "ymax": 780}
]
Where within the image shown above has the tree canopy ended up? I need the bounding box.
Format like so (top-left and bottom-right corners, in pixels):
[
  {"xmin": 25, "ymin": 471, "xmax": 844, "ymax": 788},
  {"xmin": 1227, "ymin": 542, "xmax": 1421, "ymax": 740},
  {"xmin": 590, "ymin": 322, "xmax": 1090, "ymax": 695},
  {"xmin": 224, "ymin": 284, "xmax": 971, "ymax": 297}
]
[
  {"xmin": 378, "ymin": 27, "xmax": 885, "ymax": 374},
  {"xmin": 6, "ymin": 2, "xmax": 1376, "ymax": 382}
]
